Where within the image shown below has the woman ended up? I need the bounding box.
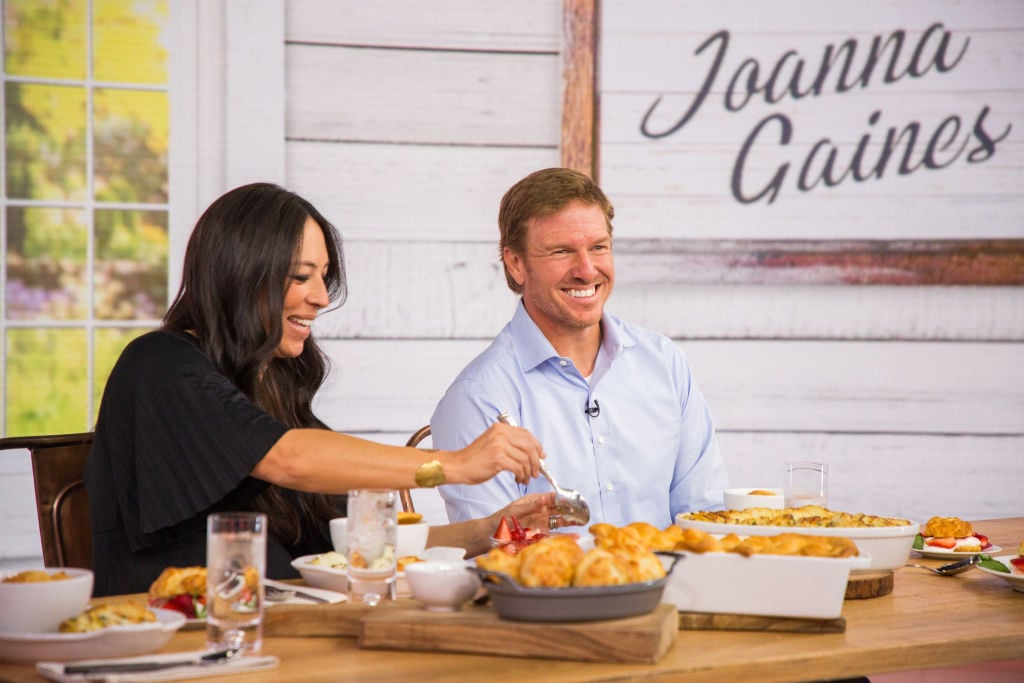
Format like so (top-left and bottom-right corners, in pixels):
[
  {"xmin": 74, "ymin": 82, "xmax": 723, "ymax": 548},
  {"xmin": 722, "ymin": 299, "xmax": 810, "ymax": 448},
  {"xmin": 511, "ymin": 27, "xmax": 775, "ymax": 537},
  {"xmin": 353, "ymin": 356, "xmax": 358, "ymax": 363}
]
[{"xmin": 86, "ymin": 183, "xmax": 553, "ymax": 596}]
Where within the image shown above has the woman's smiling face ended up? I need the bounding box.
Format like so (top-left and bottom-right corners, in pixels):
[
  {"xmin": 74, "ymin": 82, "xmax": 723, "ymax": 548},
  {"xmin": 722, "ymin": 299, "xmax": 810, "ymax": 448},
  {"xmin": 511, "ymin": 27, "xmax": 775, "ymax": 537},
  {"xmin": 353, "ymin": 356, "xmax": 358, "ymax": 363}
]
[{"xmin": 277, "ymin": 216, "xmax": 330, "ymax": 358}]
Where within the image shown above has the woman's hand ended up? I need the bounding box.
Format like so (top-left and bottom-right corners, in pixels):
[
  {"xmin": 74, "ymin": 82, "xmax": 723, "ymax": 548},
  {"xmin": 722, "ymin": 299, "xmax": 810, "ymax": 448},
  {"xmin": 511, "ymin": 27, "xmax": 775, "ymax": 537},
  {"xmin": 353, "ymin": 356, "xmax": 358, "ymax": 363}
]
[{"xmin": 449, "ymin": 422, "xmax": 544, "ymax": 485}]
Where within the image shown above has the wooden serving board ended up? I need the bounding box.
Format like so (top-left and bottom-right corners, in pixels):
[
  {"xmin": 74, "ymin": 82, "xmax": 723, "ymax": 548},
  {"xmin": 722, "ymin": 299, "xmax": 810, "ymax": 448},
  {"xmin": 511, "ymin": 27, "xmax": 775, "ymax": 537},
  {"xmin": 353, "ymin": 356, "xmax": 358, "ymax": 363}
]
[
  {"xmin": 678, "ymin": 612, "xmax": 845, "ymax": 633},
  {"xmin": 845, "ymin": 571, "xmax": 894, "ymax": 599},
  {"xmin": 359, "ymin": 603, "xmax": 678, "ymax": 664}
]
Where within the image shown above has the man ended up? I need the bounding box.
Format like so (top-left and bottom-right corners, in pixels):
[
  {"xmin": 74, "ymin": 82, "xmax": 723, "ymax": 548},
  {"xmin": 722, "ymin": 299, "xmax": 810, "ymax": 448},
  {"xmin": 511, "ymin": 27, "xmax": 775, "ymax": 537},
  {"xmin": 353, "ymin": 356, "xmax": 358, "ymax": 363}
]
[{"xmin": 431, "ymin": 168, "xmax": 727, "ymax": 532}]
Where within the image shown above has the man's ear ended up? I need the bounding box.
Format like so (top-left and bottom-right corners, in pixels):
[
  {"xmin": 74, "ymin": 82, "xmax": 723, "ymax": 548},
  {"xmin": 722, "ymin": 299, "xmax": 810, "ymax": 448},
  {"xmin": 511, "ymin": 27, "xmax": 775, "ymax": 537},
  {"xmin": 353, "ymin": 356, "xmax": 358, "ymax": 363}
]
[{"xmin": 503, "ymin": 247, "xmax": 525, "ymax": 287}]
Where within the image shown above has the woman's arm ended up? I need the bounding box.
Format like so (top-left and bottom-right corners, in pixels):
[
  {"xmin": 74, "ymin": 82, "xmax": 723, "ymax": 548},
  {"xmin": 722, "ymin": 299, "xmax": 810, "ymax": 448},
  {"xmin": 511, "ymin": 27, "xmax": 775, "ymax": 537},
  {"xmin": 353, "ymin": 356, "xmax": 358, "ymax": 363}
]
[
  {"xmin": 251, "ymin": 422, "xmax": 544, "ymax": 493},
  {"xmin": 426, "ymin": 492, "xmax": 561, "ymax": 557}
]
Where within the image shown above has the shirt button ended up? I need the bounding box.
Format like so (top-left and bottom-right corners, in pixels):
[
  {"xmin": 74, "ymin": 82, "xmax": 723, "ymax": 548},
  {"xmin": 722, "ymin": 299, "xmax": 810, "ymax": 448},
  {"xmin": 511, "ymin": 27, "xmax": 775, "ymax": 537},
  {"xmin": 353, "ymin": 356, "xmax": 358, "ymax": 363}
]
[
  {"xmin": 597, "ymin": 436, "xmax": 605, "ymax": 444},
  {"xmin": 605, "ymin": 482, "xmax": 615, "ymax": 492},
  {"xmin": 559, "ymin": 360, "xmax": 568, "ymax": 367}
]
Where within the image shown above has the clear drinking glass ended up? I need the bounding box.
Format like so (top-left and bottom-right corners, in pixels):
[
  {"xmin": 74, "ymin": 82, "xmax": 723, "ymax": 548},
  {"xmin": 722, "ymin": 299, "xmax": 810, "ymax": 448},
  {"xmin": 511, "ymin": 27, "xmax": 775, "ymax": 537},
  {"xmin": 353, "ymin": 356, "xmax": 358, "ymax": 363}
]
[
  {"xmin": 784, "ymin": 462, "xmax": 829, "ymax": 508},
  {"xmin": 346, "ymin": 489, "xmax": 398, "ymax": 606},
  {"xmin": 206, "ymin": 512, "xmax": 266, "ymax": 653}
]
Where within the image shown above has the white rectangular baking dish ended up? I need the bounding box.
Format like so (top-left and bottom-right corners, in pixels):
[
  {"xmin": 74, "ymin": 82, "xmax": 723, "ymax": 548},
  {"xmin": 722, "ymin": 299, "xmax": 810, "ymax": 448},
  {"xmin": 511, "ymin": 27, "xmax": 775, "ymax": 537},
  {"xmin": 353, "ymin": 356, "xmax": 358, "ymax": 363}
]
[{"xmin": 662, "ymin": 550, "xmax": 871, "ymax": 619}]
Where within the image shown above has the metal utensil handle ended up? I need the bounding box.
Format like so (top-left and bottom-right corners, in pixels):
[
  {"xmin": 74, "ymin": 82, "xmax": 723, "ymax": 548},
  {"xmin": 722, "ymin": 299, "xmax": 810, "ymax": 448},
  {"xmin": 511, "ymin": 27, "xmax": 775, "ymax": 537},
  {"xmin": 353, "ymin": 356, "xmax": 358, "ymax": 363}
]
[{"xmin": 496, "ymin": 411, "xmax": 559, "ymax": 488}]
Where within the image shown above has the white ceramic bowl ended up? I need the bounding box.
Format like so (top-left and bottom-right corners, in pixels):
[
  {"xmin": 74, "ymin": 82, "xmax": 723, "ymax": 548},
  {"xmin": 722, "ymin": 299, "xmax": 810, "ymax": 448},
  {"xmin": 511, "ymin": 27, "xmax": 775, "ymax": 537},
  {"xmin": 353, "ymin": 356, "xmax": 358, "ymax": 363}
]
[
  {"xmin": 723, "ymin": 487, "xmax": 785, "ymax": 510},
  {"xmin": 675, "ymin": 515, "xmax": 920, "ymax": 572},
  {"xmin": 291, "ymin": 554, "xmax": 349, "ymax": 593},
  {"xmin": 422, "ymin": 546, "xmax": 467, "ymax": 562},
  {"xmin": 329, "ymin": 517, "xmax": 430, "ymax": 560},
  {"xmin": 403, "ymin": 562, "xmax": 481, "ymax": 612},
  {"xmin": 0, "ymin": 568, "xmax": 94, "ymax": 633}
]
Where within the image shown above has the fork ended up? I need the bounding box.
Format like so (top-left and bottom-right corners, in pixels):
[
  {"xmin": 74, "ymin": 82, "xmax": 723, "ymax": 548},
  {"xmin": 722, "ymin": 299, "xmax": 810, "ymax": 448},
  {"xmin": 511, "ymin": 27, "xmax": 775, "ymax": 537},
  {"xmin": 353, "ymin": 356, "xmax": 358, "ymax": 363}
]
[{"xmin": 264, "ymin": 584, "xmax": 330, "ymax": 603}]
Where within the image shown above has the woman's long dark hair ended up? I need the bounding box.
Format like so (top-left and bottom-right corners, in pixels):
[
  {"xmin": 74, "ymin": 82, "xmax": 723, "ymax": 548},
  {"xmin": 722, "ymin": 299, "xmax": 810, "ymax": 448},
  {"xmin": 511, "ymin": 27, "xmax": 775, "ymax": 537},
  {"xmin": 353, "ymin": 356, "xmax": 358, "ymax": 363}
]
[{"xmin": 163, "ymin": 182, "xmax": 348, "ymax": 544}]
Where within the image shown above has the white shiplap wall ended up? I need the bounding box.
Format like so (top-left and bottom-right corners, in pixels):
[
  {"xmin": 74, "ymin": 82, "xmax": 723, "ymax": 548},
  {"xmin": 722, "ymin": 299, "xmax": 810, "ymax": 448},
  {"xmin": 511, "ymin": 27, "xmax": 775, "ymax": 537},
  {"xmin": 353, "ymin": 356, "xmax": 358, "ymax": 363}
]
[{"xmin": 2, "ymin": 0, "xmax": 1021, "ymax": 568}]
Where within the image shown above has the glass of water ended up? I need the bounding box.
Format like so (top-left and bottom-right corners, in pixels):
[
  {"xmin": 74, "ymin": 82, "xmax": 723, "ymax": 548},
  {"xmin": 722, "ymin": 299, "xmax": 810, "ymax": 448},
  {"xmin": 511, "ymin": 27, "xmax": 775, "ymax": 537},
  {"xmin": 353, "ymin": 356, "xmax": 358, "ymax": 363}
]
[
  {"xmin": 346, "ymin": 489, "xmax": 398, "ymax": 606},
  {"xmin": 784, "ymin": 462, "xmax": 829, "ymax": 509},
  {"xmin": 206, "ymin": 512, "xmax": 266, "ymax": 653}
]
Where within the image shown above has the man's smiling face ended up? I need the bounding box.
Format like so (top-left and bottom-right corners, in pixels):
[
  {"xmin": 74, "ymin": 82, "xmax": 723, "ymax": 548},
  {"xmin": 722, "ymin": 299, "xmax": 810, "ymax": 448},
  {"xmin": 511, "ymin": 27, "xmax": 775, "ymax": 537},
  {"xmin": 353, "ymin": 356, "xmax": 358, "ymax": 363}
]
[{"xmin": 504, "ymin": 200, "xmax": 614, "ymax": 341}]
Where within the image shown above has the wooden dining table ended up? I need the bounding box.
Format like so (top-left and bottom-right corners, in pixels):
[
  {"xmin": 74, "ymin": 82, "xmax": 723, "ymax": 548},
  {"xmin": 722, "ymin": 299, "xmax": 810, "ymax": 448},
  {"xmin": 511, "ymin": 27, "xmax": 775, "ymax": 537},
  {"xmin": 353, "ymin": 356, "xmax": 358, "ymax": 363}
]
[{"xmin": 2, "ymin": 517, "xmax": 1022, "ymax": 682}]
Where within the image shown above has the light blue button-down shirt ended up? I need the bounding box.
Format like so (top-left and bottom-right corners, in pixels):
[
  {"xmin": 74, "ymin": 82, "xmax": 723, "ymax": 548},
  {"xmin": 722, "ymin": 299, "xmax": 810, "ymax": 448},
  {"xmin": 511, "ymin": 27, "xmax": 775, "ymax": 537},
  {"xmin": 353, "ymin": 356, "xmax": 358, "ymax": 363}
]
[{"xmin": 431, "ymin": 301, "xmax": 728, "ymax": 530}]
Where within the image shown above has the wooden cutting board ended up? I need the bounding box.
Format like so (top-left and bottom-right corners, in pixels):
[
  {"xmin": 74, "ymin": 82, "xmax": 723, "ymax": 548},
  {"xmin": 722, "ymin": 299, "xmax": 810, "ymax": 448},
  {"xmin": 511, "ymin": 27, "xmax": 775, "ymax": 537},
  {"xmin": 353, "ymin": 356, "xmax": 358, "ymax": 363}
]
[
  {"xmin": 678, "ymin": 612, "xmax": 845, "ymax": 633},
  {"xmin": 359, "ymin": 603, "xmax": 678, "ymax": 664},
  {"xmin": 266, "ymin": 600, "xmax": 676, "ymax": 663}
]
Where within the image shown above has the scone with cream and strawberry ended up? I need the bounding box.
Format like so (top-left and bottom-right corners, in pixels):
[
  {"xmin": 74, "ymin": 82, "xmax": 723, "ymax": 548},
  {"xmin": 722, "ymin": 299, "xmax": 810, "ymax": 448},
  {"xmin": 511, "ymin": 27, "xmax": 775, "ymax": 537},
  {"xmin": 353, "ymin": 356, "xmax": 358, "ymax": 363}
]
[{"xmin": 921, "ymin": 516, "xmax": 990, "ymax": 553}]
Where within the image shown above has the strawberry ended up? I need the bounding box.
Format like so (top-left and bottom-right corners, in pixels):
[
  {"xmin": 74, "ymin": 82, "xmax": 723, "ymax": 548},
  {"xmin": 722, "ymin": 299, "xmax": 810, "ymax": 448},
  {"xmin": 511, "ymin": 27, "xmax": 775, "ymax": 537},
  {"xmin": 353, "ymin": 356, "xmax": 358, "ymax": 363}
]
[
  {"xmin": 925, "ymin": 536, "xmax": 957, "ymax": 549},
  {"xmin": 494, "ymin": 516, "xmax": 512, "ymax": 543},
  {"xmin": 973, "ymin": 533, "xmax": 991, "ymax": 549},
  {"xmin": 1010, "ymin": 557, "xmax": 1024, "ymax": 574}
]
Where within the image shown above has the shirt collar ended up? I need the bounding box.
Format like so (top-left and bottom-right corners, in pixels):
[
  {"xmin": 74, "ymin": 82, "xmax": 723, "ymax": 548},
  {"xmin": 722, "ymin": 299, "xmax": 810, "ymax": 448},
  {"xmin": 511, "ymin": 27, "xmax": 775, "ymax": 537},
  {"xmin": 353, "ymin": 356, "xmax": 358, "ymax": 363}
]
[{"xmin": 509, "ymin": 299, "xmax": 635, "ymax": 374}]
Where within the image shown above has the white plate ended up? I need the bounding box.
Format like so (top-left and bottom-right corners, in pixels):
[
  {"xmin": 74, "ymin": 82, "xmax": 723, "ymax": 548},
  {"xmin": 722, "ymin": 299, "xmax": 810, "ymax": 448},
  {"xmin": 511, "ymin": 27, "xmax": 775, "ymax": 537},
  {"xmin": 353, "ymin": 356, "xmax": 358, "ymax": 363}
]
[
  {"xmin": 291, "ymin": 555, "xmax": 410, "ymax": 597},
  {"xmin": 974, "ymin": 555, "xmax": 1024, "ymax": 593},
  {"xmin": 0, "ymin": 608, "xmax": 185, "ymax": 665},
  {"xmin": 913, "ymin": 544, "xmax": 1001, "ymax": 559}
]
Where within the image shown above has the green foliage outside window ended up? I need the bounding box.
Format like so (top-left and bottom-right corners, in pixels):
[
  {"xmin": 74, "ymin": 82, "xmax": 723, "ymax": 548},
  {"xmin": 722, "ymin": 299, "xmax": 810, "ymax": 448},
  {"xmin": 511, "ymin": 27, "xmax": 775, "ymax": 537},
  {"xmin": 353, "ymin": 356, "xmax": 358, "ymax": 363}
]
[{"xmin": 2, "ymin": 0, "xmax": 169, "ymax": 436}]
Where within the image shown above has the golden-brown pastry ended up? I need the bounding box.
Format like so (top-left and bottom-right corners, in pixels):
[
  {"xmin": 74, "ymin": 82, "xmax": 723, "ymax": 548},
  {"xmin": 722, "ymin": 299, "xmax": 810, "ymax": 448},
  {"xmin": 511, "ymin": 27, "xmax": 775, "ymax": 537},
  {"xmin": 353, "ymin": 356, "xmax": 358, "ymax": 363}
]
[
  {"xmin": 2, "ymin": 570, "xmax": 71, "ymax": 583},
  {"xmin": 516, "ymin": 536, "xmax": 584, "ymax": 588},
  {"xmin": 923, "ymin": 516, "xmax": 973, "ymax": 538},
  {"xmin": 148, "ymin": 566, "xmax": 206, "ymax": 601},
  {"xmin": 397, "ymin": 556, "xmax": 423, "ymax": 571},
  {"xmin": 475, "ymin": 547, "xmax": 522, "ymax": 577},
  {"xmin": 681, "ymin": 507, "xmax": 911, "ymax": 528},
  {"xmin": 60, "ymin": 603, "xmax": 156, "ymax": 632},
  {"xmin": 670, "ymin": 526, "xmax": 857, "ymax": 559},
  {"xmin": 573, "ymin": 548, "xmax": 632, "ymax": 587}
]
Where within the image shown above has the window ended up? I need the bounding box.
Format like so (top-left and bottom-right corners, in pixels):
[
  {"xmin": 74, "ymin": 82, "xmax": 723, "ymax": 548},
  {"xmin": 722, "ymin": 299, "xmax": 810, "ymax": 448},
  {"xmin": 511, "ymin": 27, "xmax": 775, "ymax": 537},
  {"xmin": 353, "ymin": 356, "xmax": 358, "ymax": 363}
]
[{"xmin": 2, "ymin": 0, "xmax": 170, "ymax": 435}]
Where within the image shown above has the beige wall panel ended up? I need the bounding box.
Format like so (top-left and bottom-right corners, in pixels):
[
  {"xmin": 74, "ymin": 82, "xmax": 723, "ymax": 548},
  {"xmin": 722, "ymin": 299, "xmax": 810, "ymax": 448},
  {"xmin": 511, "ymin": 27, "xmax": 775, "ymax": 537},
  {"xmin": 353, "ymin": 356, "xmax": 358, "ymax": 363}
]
[
  {"xmin": 717, "ymin": 432, "xmax": 1023, "ymax": 524},
  {"xmin": 312, "ymin": 240, "xmax": 1024, "ymax": 340},
  {"xmin": 286, "ymin": 45, "xmax": 561, "ymax": 145},
  {"xmin": 312, "ymin": 339, "xmax": 1024, "ymax": 435},
  {"xmin": 286, "ymin": 140, "xmax": 559, "ymax": 240},
  {"xmin": 602, "ymin": 0, "xmax": 1024, "ymax": 35},
  {"xmin": 287, "ymin": 0, "xmax": 561, "ymax": 52},
  {"xmin": 0, "ymin": 455, "xmax": 41, "ymax": 558},
  {"xmin": 601, "ymin": 26, "xmax": 1024, "ymax": 92}
]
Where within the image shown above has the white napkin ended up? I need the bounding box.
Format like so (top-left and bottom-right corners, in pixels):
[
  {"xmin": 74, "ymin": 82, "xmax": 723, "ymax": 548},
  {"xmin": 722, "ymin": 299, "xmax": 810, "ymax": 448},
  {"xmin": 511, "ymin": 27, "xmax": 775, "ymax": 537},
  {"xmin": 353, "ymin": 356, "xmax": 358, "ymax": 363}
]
[
  {"xmin": 36, "ymin": 651, "xmax": 278, "ymax": 683},
  {"xmin": 263, "ymin": 579, "xmax": 347, "ymax": 605}
]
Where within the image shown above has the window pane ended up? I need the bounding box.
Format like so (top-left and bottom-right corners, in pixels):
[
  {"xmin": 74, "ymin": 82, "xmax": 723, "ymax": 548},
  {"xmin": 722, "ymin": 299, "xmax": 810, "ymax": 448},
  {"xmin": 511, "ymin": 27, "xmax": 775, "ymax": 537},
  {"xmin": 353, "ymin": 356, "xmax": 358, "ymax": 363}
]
[
  {"xmin": 93, "ymin": 326, "xmax": 150, "ymax": 422},
  {"xmin": 94, "ymin": 88, "xmax": 168, "ymax": 203},
  {"xmin": 3, "ymin": 0, "xmax": 87, "ymax": 80},
  {"xmin": 5, "ymin": 206, "xmax": 88, "ymax": 320},
  {"xmin": 5, "ymin": 327, "xmax": 89, "ymax": 435},
  {"xmin": 94, "ymin": 208, "xmax": 168, "ymax": 320},
  {"xmin": 93, "ymin": 0, "xmax": 169, "ymax": 84},
  {"xmin": 4, "ymin": 83, "xmax": 88, "ymax": 201}
]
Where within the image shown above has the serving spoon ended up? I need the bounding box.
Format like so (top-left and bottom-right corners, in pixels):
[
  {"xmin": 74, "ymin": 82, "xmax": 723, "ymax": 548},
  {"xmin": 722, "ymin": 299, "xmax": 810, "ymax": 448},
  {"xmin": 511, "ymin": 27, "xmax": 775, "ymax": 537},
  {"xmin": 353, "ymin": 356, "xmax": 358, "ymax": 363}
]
[
  {"xmin": 497, "ymin": 411, "xmax": 591, "ymax": 526},
  {"xmin": 905, "ymin": 555, "xmax": 979, "ymax": 576}
]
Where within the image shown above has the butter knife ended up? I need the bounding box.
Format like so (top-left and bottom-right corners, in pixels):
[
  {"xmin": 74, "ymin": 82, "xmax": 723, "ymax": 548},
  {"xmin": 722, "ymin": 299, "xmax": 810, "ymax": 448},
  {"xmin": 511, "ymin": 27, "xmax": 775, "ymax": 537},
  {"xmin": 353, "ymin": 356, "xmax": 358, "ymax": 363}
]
[{"xmin": 63, "ymin": 648, "xmax": 236, "ymax": 674}]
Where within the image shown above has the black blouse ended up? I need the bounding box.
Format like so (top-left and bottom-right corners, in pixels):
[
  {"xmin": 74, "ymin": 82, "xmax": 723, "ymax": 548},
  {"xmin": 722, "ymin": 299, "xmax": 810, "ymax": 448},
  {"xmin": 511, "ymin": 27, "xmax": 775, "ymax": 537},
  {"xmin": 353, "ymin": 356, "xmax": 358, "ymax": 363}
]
[{"xmin": 86, "ymin": 330, "xmax": 333, "ymax": 596}]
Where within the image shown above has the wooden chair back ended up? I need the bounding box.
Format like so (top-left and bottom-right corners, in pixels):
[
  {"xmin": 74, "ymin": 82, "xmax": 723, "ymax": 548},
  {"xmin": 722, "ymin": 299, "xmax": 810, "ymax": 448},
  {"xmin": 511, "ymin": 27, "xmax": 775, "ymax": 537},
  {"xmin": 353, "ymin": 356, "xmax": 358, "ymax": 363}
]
[
  {"xmin": 0, "ymin": 432, "xmax": 94, "ymax": 569},
  {"xmin": 402, "ymin": 425, "xmax": 433, "ymax": 514}
]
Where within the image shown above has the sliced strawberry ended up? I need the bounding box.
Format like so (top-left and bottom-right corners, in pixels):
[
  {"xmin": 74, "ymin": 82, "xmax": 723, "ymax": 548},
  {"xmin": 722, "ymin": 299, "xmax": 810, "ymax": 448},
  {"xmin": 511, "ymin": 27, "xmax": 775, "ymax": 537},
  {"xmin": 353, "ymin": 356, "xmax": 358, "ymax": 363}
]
[
  {"xmin": 510, "ymin": 515, "xmax": 527, "ymax": 542},
  {"xmin": 494, "ymin": 516, "xmax": 512, "ymax": 543},
  {"xmin": 925, "ymin": 536, "xmax": 957, "ymax": 549},
  {"xmin": 1010, "ymin": 557, "xmax": 1024, "ymax": 574},
  {"xmin": 973, "ymin": 533, "xmax": 991, "ymax": 549}
]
